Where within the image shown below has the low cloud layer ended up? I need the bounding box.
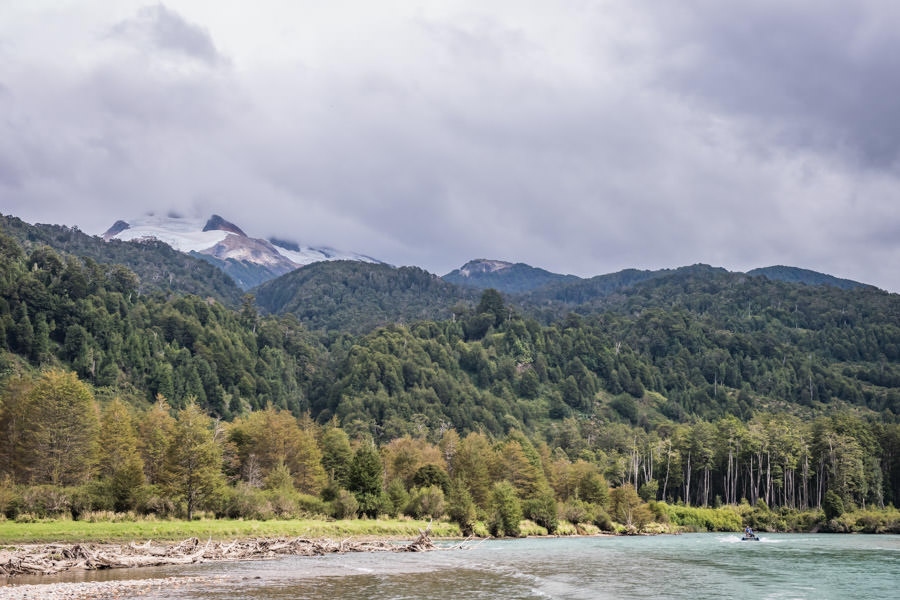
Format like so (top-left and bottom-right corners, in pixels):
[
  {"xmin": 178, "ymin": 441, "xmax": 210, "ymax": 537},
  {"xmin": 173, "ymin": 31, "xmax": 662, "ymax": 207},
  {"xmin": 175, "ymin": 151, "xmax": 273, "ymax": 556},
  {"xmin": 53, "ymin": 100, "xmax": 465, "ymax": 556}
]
[{"xmin": 2, "ymin": 1, "xmax": 899, "ymax": 290}]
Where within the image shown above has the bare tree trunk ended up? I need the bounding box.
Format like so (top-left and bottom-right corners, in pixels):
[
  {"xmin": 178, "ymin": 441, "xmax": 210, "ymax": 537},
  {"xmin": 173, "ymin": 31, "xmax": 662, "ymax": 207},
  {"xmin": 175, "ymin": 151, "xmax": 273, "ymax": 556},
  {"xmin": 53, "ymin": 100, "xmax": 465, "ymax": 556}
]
[
  {"xmin": 684, "ymin": 451, "xmax": 692, "ymax": 506},
  {"xmin": 662, "ymin": 446, "xmax": 671, "ymax": 501}
]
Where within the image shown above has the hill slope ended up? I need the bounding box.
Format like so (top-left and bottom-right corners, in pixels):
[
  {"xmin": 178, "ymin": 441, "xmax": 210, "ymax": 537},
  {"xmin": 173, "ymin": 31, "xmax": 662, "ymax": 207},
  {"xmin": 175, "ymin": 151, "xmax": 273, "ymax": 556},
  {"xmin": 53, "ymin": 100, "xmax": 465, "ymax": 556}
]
[
  {"xmin": 748, "ymin": 265, "xmax": 874, "ymax": 290},
  {"xmin": 253, "ymin": 261, "xmax": 475, "ymax": 333},
  {"xmin": 443, "ymin": 259, "xmax": 579, "ymax": 293}
]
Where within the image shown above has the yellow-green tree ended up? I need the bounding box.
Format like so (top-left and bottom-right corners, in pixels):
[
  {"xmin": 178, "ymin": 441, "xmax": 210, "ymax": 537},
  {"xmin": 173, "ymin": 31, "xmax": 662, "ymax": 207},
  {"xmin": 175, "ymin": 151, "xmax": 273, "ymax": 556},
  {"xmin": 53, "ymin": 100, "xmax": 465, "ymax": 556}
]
[
  {"xmin": 97, "ymin": 398, "xmax": 145, "ymax": 511},
  {"xmin": 0, "ymin": 376, "xmax": 34, "ymax": 481},
  {"xmin": 23, "ymin": 370, "xmax": 98, "ymax": 485},
  {"xmin": 454, "ymin": 432, "xmax": 493, "ymax": 507},
  {"xmin": 163, "ymin": 402, "xmax": 224, "ymax": 519},
  {"xmin": 229, "ymin": 407, "xmax": 325, "ymax": 494},
  {"xmin": 381, "ymin": 436, "xmax": 444, "ymax": 488},
  {"xmin": 139, "ymin": 395, "xmax": 176, "ymax": 486}
]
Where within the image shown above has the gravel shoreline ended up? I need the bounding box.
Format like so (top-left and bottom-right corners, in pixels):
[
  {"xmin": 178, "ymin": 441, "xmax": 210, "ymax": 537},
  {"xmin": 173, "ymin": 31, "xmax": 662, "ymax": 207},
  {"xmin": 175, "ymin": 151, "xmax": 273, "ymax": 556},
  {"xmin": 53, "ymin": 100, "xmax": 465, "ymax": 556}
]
[{"xmin": 0, "ymin": 575, "xmax": 216, "ymax": 599}]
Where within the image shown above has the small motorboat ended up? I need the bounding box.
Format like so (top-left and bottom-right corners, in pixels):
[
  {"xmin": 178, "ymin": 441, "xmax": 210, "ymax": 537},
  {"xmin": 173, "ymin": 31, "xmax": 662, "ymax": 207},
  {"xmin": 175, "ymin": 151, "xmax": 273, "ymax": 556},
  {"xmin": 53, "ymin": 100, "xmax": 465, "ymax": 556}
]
[{"xmin": 741, "ymin": 532, "xmax": 760, "ymax": 541}]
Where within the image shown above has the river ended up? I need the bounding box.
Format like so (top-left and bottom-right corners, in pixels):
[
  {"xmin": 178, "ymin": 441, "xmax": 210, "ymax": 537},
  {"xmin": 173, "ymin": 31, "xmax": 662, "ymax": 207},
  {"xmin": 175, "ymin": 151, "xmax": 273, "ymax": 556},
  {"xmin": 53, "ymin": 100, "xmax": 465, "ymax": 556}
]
[{"xmin": 4, "ymin": 534, "xmax": 899, "ymax": 599}]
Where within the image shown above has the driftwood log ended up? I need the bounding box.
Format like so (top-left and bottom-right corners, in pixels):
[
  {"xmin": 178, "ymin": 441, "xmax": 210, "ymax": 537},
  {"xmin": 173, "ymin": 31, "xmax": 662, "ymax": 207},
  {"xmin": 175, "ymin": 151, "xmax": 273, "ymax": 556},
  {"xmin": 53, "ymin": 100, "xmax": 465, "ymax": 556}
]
[{"xmin": 0, "ymin": 524, "xmax": 479, "ymax": 578}]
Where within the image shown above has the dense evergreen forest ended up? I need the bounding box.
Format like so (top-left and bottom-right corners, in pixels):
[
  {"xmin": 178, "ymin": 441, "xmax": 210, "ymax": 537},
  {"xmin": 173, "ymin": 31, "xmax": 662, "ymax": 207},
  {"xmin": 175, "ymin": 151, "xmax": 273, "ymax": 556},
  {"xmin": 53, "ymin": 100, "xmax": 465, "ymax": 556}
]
[
  {"xmin": 253, "ymin": 260, "xmax": 475, "ymax": 333},
  {"xmin": 0, "ymin": 220, "xmax": 898, "ymax": 533}
]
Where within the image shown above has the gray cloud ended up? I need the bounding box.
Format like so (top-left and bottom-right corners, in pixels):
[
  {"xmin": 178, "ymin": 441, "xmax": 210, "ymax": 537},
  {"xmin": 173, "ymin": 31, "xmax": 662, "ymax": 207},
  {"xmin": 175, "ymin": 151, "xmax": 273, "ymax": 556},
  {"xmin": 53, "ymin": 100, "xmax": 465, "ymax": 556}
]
[
  {"xmin": 1, "ymin": 1, "xmax": 900, "ymax": 292},
  {"xmin": 643, "ymin": 0, "xmax": 900, "ymax": 168},
  {"xmin": 109, "ymin": 4, "xmax": 224, "ymax": 66}
]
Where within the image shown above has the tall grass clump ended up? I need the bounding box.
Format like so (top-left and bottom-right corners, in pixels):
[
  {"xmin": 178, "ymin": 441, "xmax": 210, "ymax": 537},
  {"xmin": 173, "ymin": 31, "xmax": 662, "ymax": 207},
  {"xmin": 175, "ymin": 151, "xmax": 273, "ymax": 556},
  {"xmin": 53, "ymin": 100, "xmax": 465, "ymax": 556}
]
[{"xmin": 661, "ymin": 502, "xmax": 742, "ymax": 531}]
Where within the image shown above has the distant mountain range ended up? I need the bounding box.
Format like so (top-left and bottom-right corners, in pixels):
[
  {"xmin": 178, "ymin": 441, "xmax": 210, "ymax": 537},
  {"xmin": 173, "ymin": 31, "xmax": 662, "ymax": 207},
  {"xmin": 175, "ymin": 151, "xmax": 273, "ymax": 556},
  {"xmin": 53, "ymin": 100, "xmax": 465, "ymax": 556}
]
[
  {"xmin": 443, "ymin": 258, "xmax": 873, "ymax": 296},
  {"xmin": 0, "ymin": 213, "xmax": 881, "ymax": 333},
  {"xmin": 443, "ymin": 259, "xmax": 580, "ymax": 293},
  {"xmin": 102, "ymin": 213, "xmax": 381, "ymax": 289}
]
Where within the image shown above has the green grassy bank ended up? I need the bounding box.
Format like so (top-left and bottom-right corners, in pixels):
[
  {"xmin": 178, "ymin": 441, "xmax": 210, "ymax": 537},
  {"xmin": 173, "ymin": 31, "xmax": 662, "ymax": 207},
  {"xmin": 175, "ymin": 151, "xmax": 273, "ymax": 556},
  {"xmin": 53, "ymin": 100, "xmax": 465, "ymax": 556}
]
[
  {"xmin": 659, "ymin": 502, "xmax": 900, "ymax": 534},
  {"xmin": 0, "ymin": 518, "xmax": 461, "ymax": 544}
]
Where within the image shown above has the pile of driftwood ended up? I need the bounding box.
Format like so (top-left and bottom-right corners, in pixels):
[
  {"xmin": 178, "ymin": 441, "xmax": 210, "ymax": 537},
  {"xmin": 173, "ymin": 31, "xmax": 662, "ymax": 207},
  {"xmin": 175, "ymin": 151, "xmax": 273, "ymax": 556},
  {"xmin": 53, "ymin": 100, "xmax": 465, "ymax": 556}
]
[{"xmin": 0, "ymin": 525, "xmax": 472, "ymax": 578}]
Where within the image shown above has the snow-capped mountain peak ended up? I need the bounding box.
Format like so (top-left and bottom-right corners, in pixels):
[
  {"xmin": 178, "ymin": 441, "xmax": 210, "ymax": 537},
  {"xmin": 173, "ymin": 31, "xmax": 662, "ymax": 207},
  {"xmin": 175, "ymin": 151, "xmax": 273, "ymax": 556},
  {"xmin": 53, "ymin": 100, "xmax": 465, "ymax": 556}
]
[
  {"xmin": 458, "ymin": 259, "xmax": 513, "ymax": 277},
  {"xmin": 101, "ymin": 213, "xmax": 381, "ymax": 289}
]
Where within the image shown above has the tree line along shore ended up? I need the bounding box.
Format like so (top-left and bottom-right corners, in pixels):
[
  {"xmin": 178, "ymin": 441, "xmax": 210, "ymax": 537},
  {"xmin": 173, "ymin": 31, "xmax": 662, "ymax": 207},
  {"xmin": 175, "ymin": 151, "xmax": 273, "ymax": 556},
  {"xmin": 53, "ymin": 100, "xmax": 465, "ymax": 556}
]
[{"xmin": 1, "ymin": 369, "xmax": 898, "ymax": 541}]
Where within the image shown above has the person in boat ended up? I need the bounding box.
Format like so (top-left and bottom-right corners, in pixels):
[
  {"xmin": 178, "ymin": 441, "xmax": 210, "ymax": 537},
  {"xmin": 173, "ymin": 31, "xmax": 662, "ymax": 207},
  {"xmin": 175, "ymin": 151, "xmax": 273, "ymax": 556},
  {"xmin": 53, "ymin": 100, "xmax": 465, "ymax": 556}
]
[{"xmin": 744, "ymin": 527, "xmax": 755, "ymax": 538}]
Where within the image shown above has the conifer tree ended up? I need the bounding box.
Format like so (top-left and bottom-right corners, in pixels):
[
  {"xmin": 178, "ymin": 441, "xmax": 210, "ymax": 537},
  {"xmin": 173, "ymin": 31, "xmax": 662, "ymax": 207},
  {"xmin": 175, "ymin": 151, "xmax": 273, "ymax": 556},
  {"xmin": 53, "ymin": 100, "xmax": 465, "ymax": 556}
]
[
  {"xmin": 490, "ymin": 480, "xmax": 522, "ymax": 537},
  {"xmin": 321, "ymin": 425, "xmax": 354, "ymax": 486},
  {"xmin": 348, "ymin": 442, "xmax": 384, "ymax": 517}
]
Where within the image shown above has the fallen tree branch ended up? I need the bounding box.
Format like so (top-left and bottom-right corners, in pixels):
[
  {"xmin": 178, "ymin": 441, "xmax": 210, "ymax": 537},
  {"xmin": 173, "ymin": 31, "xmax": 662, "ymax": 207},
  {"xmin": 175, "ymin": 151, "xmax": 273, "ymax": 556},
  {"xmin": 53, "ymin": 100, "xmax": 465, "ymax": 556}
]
[{"xmin": 0, "ymin": 527, "xmax": 478, "ymax": 578}]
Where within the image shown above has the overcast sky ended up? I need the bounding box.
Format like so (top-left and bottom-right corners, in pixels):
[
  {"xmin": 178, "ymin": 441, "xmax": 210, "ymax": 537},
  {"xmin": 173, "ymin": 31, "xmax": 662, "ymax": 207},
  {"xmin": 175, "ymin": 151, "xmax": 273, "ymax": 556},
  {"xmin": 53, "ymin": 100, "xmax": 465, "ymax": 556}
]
[{"xmin": 2, "ymin": 1, "xmax": 900, "ymax": 290}]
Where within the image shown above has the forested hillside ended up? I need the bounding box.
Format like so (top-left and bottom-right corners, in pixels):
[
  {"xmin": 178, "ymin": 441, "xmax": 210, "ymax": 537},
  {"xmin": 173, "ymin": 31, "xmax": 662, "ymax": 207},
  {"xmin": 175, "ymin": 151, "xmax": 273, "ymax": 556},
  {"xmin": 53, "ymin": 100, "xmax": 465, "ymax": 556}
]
[
  {"xmin": 0, "ymin": 225, "xmax": 898, "ymax": 529},
  {"xmin": 748, "ymin": 265, "xmax": 873, "ymax": 290},
  {"xmin": 0, "ymin": 214, "xmax": 243, "ymax": 306},
  {"xmin": 253, "ymin": 261, "xmax": 475, "ymax": 333},
  {"xmin": 0, "ymin": 230, "xmax": 321, "ymax": 416},
  {"xmin": 443, "ymin": 259, "xmax": 579, "ymax": 293}
]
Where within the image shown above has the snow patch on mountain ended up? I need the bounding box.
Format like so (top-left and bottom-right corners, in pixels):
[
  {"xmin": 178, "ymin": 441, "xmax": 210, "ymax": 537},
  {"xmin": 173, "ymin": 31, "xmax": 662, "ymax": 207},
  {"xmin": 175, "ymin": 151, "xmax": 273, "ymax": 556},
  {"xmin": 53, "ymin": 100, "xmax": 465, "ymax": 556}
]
[
  {"xmin": 458, "ymin": 259, "xmax": 513, "ymax": 277},
  {"xmin": 104, "ymin": 215, "xmax": 229, "ymax": 253},
  {"xmin": 270, "ymin": 239, "xmax": 381, "ymax": 267},
  {"xmin": 101, "ymin": 213, "xmax": 382, "ymax": 287}
]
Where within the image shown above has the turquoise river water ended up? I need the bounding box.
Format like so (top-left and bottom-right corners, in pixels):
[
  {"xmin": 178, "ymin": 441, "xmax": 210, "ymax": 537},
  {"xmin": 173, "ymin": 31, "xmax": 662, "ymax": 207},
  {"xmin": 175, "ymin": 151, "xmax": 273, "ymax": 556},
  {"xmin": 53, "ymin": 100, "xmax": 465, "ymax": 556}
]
[{"xmin": 5, "ymin": 534, "xmax": 900, "ymax": 599}]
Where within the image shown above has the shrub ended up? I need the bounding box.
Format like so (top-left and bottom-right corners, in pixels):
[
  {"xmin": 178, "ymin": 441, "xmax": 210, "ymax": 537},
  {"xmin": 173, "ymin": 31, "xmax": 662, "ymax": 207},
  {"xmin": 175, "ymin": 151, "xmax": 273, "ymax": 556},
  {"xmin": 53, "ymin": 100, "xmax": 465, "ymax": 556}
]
[
  {"xmin": 489, "ymin": 481, "xmax": 522, "ymax": 537},
  {"xmin": 0, "ymin": 477, "xmax": 22, "ymax": 519},
  {"xmin": 555, "ymin": 520, "xmax": 577, "ymax": 535},
  {"xmin": 406, "ymin": 486, "xmax": 445, "ymax": 519},
  {"xmin": 823, "ymin": 490, "xmax": 844, "ymax": 521},
  {"xmin": 576, "ymin": 522, "xmax": 601, "ymax": 535},
  {"xmin": 472, "ymin": 520, "xmax": 491, "ymax": 537},
  {"xmin": 134, "ymin": 486, "xmax": 176, "ymax": 517},
  {"xmin": 560, "ymin": 500, "xmax": 590, "ymax": 525},
  {"xmin": 519, "ymin": 519, "xmax": 548, "ymax": 536},
  {"xmin": 592, "ymin": 507, "xmax": 613, "ymax": 531},
  {"xmin": 447, "ymin": 480, "xmax": 477, "ymax": 535},
  {"xmin": 21, "ymin": 485, "xmax": 69, "ymax": 517},
  {"xmin": 386, "ymin": 479, "xmax": 410, "ymax": 518},
  {"xmin": 222, "ymin": 483, "xmax": 273, "ymax": 520},
  {"xmin": 661, "ymin": 502, "xmax": 742, "ymax": 532},
  {"xmin": 265, "ymin": 488, "xmax": 300, "ymax": 518},
  {"xmin": 647, "ymin": 501, "xmax": 669, "ymax": 524},
  {"xmin": 522, "ymin": 492, "xmax": 558, "ymax": 534},
  {"xmin": 66, "ymin": 485, "xmax": 96, "ymax": 520},
  {"xmin": 330, "ymin": 489, "xmax": 359, "ymax": 520},
  {"xmin": 354, "ymin": 492, "xmax": 390, "ymax": 519},
  {"xmin": 296, "ymin": 494, "xmax": 329, "ymax": 518}
]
